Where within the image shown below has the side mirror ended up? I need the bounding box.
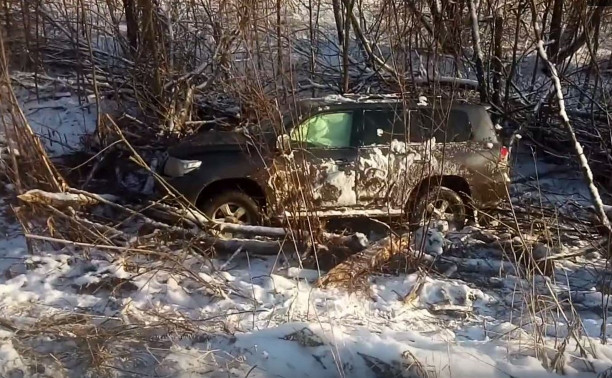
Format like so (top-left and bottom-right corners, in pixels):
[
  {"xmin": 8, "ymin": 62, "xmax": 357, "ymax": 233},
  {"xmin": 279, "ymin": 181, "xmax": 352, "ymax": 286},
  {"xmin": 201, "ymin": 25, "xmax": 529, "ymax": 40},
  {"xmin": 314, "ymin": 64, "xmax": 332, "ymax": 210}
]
[{"xmin": 276, "ymin": 134, "xmax": 291, "ymax": 153}]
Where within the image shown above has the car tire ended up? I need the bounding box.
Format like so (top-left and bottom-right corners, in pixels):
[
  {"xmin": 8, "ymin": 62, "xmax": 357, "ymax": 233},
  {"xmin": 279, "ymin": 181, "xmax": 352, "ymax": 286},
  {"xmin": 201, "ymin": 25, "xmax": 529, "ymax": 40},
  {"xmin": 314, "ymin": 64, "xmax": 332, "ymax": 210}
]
[
  {"xmin": 200, "ymin": 191, "xmax": 261, "ymax": 227},
  {"xmin": 409, "ymin": 186, "xmax": 466, "ymax": 230}
]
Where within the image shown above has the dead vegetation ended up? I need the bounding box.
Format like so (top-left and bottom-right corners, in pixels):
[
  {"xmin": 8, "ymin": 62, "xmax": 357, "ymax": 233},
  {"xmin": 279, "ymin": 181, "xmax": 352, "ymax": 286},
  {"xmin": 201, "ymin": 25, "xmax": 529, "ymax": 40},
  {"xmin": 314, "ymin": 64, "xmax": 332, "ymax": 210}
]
[{"xmin": 1, "ymin": 0, "xmax": 612, "ymax": 376}]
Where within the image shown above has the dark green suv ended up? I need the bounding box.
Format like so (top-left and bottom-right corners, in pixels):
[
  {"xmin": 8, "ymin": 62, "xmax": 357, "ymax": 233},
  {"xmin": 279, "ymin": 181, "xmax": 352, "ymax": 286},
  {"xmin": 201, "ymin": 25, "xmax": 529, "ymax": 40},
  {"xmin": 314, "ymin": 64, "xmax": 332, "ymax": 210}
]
[{"xmin": 162, "ymin": 96, "xmax": 510, "ymax": 229}]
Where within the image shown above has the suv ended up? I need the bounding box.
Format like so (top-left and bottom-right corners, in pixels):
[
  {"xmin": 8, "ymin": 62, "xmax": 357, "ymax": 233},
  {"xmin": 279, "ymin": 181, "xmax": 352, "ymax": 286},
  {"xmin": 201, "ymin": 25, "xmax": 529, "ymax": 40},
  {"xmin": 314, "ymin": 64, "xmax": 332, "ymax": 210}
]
[{"xmin": 161, "ymin": 96, "xmax": 509, "ymax": 229}]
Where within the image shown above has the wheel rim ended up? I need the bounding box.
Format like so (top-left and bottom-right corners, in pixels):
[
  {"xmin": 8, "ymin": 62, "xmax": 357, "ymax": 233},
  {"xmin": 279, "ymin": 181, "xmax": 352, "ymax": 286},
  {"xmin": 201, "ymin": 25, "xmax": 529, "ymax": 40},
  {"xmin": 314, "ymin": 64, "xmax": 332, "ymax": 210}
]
[
  {"xmin": 211, "ymin": 202, "xmax": 252, "ymax": 225},
  {"xmin": 417, "ymin": 196, "xmax": 464, "ymax": 229},
  {"xmin": 427, "ymin": 199, "xmax": 452, "ymax": 220}
]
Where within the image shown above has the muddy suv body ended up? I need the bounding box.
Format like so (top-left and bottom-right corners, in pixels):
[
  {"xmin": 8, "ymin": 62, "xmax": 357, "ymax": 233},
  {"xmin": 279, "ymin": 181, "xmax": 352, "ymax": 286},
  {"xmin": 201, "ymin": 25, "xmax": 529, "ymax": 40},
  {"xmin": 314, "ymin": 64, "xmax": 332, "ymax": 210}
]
[{"xmin": 162, "ymin": 96, "xmax": 509, "ymax": 227}]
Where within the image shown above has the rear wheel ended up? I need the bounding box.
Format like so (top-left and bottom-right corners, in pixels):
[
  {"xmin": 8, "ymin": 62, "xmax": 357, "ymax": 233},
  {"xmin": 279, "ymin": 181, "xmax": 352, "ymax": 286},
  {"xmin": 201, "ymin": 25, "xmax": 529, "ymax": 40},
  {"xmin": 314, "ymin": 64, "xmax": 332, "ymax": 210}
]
[
  {"xmin": 409, "ymin": 186, "xmax": 466, "ymax": 230},
  {"xmin": 200, "ymin": 191, "xmax": 261, "ymax": 236}
]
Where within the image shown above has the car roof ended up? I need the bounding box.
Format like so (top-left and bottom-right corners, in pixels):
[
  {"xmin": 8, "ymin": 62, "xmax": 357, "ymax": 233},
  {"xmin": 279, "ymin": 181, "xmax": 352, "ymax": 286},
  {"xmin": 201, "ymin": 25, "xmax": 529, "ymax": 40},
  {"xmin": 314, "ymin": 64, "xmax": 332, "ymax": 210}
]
[
  {"xmin": 296, "ymin": 95, "xmax": 489, "ymax": 113},
  {"xmin": 289, "ymin": 95, "xmax": 495, "ymax": 135}
]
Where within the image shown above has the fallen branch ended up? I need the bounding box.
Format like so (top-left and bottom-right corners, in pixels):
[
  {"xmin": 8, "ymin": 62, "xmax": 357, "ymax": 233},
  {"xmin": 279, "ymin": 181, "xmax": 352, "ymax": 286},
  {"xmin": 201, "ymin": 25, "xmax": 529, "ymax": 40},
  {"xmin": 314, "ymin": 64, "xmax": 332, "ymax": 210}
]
[
  {"xmin": 148, "ymin": 201, "xmax": 369, "ymax": 250},
  {"xmin": 24, "ymin": 233, "xmax": 168, "ymax": 255},
  {"xmin": 18, "ymin": 189, "xmax": 118, "ymax": 209},
  {"xmin": 316, "ymin": 234, "xmax": 409, "ymax": 289},
  {"xmin": 20, "ymin": 187, "xmax": 364, "ymax": 258},
  {"xmin": 429, "ymin": 304, "xmax": 473, "ymax": 314},
  {"xmin": 66, "ymin": 189, "xmax": 195, "ymax": 235}
]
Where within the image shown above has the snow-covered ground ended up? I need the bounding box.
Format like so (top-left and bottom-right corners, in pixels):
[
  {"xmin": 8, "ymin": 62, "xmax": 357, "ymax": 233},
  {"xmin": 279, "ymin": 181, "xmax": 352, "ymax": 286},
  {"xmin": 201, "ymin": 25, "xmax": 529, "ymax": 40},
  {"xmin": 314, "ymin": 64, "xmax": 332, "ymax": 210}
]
[
  {"xmin": 510, "ymin": 145, "xmax": 595, "ymax": 214},
  {"xmin": 2, "ymin": 1, "xmax": 612, "ymax": 375},
  {"xmin": 8, "ymin": 74, "xmax": 99, "ymax": 158}
]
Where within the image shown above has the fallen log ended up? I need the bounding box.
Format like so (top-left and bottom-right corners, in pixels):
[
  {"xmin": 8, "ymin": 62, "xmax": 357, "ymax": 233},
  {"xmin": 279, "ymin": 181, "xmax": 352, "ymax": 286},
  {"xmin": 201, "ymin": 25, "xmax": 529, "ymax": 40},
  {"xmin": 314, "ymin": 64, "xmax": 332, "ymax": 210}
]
[
  {"xmin": 316, "ymin": 234, "xmax": 410, "ymax": 289},
  {"xmin": 147, "ymin": 202, "xmax": 369, "ymax": 250},
  {"xmin": 20, "ymin": 188, "xmax": 367, "ymax": 257},
  {"xmin": 149, "ymin": 202, "xmax": 299, "ymax": 236},
  {"xmin": 208, "ymin": 237, "xmax": 300, "ymax": 255},
  {"xmin": 21, "ymin": 189, "xmax": 310, "ymax": 239},
  {"xmin": 438, "ymin": 255, "xmax": 519, "ymax": 275}
]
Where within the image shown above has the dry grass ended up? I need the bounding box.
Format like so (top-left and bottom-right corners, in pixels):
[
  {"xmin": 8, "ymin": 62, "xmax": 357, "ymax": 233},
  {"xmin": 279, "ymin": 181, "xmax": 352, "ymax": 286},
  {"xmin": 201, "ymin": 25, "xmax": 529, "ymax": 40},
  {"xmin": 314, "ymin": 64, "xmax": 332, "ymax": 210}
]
[{"xmin": 1, "ymin": 0, "xmax": 612, "ymax": 376}]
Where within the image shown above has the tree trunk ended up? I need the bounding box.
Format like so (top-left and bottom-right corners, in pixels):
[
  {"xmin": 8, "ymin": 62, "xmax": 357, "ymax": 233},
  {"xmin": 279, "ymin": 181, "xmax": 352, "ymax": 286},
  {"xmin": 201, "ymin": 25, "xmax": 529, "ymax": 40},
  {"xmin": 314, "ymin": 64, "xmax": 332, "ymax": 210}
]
[
  {"xmin": 331, "ymin": 0, "xmax": 344, "ymax": 45},
  {"xmin": 548, "ymin": 0, "xmax": 563, "ymax": 61},
  {"xmin": 555, "ymin": 6, "xmax": 603, "ymax": 63},
  {"xmin": 492, "ymin": 10, "xmax": 503, "ymax": 107},
  {"xmin": 505, "ymin": 2, "xmax": 524, "ymax": 110},
  {"xmin": 342, "ymin": 0, "xmax": 355, "ymax": 92},
  {"xmin": 123, "ymin": 0, "xmax": 138, "ymax": 52},
  {"xmin": 316, "ymin": 235, "xmax": 409, "ymax": 290},
  {"xmin": 468, "ymin": 0, "xmax": 487, "ymax": 103}
]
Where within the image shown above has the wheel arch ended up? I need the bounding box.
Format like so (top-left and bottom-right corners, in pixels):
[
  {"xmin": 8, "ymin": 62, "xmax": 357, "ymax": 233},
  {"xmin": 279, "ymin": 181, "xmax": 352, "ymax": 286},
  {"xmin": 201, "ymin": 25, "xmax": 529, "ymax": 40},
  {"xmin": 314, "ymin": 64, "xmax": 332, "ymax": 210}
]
[
  {"xmin": 196, "ymin": 178, "xmax": 267, "ymax": 210},
  {"xmin": 406, "ymin": 175, "xmax": 472, "ymax": 213}
]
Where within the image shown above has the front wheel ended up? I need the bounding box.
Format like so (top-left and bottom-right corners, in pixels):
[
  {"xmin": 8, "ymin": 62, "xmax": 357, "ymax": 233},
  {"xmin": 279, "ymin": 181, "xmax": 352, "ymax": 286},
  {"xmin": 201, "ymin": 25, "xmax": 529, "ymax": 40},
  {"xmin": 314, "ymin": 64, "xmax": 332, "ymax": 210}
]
[
  {"xmin": 409, "ymin": 186, "xmax": 466, "ymax": 230},
  {"xmin": 200, "ymin": 191, "xmax": 261, "ymax": 236}
]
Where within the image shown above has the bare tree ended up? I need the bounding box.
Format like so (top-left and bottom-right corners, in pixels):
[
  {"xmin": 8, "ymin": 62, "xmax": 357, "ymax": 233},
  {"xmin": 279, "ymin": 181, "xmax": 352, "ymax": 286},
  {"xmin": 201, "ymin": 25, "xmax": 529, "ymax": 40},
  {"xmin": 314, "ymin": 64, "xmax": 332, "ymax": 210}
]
[{"xmin": 529, "ymin": 0, "xmax": 612, "ymax": 237}]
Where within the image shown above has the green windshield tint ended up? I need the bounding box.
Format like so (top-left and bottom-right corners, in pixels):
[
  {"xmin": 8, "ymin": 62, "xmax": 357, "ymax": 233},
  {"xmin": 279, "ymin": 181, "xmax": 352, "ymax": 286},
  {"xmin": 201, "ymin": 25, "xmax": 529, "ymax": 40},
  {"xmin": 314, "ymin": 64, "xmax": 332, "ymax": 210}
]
[{"xmin": 290, "ymin": 112, "xmax": 353, "ymax": 148}]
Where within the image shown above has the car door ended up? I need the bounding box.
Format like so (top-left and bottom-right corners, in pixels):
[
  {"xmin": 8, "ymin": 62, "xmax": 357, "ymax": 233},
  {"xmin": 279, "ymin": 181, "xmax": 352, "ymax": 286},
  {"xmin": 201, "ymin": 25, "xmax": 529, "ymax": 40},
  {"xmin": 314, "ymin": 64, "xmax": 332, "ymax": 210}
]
[
  {"xmin": 269, "ymin": 111, "xmax": 358, "ymax": 211},
  {"xmin": 410, "ymin": 107, "xmax": 474, "ymax": 176},
  {"xmin": 356, "ymin": 108, "xmax": 424, "ymax": 211}
]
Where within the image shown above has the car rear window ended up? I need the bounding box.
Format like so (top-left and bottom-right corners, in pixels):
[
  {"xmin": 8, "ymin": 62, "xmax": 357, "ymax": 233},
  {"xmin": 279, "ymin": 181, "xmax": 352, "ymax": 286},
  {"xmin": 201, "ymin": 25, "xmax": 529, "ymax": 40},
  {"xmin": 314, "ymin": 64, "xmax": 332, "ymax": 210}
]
[
  {"xmin": 362, "ymin": 107, "xmax": 473, "ymax": 146},
  {"xmin": 410, "ymin": 109, "xmax": 471, "ymax": 143},
  {"xmin": 362, "ymin": 110, "xmax": 408, "ymax": 145}
]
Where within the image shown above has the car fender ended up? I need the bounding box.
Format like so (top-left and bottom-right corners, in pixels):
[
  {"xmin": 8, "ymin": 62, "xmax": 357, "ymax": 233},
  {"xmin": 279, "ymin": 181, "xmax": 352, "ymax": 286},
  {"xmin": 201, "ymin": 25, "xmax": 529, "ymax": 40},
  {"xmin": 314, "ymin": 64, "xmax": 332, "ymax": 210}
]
[{"xmin": 165, "ymin": 151, "xmax": 268, "ymax": 204}]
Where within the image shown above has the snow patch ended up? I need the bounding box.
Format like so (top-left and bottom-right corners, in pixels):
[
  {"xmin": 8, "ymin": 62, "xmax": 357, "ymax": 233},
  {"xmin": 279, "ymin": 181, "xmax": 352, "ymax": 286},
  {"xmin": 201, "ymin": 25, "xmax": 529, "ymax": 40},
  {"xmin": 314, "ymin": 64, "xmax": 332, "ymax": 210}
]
[
  {"xmin": 16, "ymin": 88, "xmax": 98, "ymax": 157},
  {"xmin": 413, "ymin": 226, "xmax": 446, "ymax": 255}
]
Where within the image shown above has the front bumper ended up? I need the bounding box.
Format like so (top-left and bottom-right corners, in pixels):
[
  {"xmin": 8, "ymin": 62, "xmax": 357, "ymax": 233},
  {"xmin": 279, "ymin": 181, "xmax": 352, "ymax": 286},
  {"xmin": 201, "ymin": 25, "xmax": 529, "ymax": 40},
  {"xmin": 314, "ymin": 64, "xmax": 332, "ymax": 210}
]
[{"xmin": 155, "ymin": 172, "xmax": 202, "ymax": 205}]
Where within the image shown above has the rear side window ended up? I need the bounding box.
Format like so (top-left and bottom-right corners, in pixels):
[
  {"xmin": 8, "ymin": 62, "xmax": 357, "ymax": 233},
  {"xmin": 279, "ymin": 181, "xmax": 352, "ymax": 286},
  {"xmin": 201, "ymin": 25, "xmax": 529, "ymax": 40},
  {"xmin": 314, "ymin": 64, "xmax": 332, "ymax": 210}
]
[
  {"xmin": 362, "ymin": 110, "xmax": 408, "ymax": 145},
  {"xmin": 444, "ymin": 110, "xmax": 471, "ymax": 142},
  {"xmin": 410, "ymin": 109, "xmax": 471, "ymax": 143},
  {"xmin": 290, "ymin": 112, "xmax": 353, "ymax": 148}
]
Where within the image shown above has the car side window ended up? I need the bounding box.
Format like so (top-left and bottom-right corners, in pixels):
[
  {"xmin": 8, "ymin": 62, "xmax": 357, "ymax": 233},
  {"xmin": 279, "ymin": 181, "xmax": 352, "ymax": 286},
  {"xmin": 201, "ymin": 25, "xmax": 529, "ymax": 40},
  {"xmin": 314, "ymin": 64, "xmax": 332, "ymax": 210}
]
[
  {"xmin": 443, "ymin": 110, "xmax": 471, "ymax": 142},
  {"xmin": 362, "ymin": 110, "xmax": 408, "ymax": 146},
  {"xmin": 410, "ymin": 109, "xmax": 471, "ymax": 143},
  {"xmin": 290, "ymin": 112, "xmax": 353, "ymax": 148},
  {"xmin": 408, "ymin": 110, "xmax": 433, "ymax": 143}
]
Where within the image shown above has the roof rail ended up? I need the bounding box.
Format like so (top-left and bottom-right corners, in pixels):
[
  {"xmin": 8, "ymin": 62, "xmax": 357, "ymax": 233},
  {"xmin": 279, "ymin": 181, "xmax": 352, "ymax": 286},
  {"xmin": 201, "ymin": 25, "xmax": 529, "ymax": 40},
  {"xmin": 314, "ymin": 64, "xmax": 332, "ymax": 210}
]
[{"xmin": 299, "ymin": 93, "xmax": 475, "ymax": 106}]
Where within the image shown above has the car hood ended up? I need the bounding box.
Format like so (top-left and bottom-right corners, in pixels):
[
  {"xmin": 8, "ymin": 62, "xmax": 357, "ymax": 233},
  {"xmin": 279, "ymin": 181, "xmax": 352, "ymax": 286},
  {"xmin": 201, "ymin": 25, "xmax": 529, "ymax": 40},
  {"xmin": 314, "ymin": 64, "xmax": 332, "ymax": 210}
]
[{"xmin": 167, "ymin": 130, "xmax": 274, "ymax": 158}]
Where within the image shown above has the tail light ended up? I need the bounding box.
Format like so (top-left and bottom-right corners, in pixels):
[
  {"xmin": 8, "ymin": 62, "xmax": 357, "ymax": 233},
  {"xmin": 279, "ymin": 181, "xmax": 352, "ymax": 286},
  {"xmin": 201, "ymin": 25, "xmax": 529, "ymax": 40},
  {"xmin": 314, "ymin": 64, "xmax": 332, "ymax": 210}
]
[{"xmin": 499, "ymin": 146, "xmax": 509, "ymax": 163}]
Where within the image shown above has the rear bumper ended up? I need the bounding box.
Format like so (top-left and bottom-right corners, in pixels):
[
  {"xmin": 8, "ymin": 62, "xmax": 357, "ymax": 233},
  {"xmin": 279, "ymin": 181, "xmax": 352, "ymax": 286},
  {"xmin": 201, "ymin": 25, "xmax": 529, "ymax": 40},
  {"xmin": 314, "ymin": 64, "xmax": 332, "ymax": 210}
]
[{"xmin": 471, "ymin": 170, "xmax": 510, "ymax": 208}]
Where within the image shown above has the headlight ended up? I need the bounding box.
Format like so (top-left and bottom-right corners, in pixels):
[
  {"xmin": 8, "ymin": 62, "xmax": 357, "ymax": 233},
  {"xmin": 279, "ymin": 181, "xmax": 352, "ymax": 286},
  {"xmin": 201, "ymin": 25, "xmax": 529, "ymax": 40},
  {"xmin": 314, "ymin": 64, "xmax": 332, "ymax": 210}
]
[{"xmin": 163, "ymin": 156, "xmax": 202, "ymax": 177}]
